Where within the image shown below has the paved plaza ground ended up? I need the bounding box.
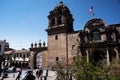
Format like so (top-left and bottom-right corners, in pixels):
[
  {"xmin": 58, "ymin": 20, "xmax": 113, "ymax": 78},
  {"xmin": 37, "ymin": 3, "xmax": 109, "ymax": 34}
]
[{"xmin": 1, "ymin": 69, "xmax": 56, "ymax": 80}]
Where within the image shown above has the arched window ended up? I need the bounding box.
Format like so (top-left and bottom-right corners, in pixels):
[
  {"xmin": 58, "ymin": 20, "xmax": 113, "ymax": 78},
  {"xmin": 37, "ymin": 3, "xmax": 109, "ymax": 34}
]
[
  {"xmin": 58, "ymin": 15, "xmax": 62, "ymax": 24},
  {"xmin": 55, "ymin": 35, "xmax": 58, "ymax": 40},
  {"xmin": 91, "ymin": 29, "xmax": 101, "ymax": 42},
  {"xmin": 56, "ymin": 57, "xmax": 59, "ymax": 61},
  {"xmin": 51, "ymin": 18, "xmax": 55, "ymax": 26}
]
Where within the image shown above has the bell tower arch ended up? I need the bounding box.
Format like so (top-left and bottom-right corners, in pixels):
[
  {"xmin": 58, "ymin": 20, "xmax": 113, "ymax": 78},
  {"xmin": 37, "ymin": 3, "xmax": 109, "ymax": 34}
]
[{"xmin": 46, "ymin": 1, "xmax": 74, "ymax": 35}]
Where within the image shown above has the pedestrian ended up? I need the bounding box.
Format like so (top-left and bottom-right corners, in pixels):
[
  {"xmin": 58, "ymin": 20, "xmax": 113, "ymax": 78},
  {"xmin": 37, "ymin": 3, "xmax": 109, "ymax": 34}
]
[
  {"xmin": 39, "ymin": 68, "xmax": 43, "ymax": 80},
  {"xmin": 69, "ymin": 74, "xmax": 72, "ymax": 80},
  {"xmin": 46, "ymin": 68, "xmax": 48, "ymax": 77},
  {"xmin": 36, "ymin": 70, "xmax": 40, "ymax": 79},
  {"xmin": 16, "ymin": 71, "xmax": 21, "ymax": 80}
]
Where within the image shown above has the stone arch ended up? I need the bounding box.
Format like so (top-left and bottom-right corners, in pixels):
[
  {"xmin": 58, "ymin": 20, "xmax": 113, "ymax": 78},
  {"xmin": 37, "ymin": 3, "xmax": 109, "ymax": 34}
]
[
  {"xmin": 91, "ymin": 50, "xmax": 105, "ymax": 65},
  {"xmin": 36, "ymin": 52, "xmax": 42, "ymax": 68},
  {"xmin": 84, "ymin": 18, "xmax": 106, "ymax": 32}
]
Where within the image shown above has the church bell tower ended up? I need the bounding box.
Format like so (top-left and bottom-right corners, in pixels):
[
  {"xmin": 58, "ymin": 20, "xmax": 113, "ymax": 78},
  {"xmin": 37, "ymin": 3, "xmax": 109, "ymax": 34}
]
[{"xmin": 46, "ymin": 1, "xmax": 74, "ymax": 67}]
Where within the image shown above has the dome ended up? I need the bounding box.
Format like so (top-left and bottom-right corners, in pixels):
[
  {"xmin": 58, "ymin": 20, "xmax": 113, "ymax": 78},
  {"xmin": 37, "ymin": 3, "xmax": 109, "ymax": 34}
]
[{"xmin": 51, "ymin": 1, "xmax": 70, "ymax": 14}]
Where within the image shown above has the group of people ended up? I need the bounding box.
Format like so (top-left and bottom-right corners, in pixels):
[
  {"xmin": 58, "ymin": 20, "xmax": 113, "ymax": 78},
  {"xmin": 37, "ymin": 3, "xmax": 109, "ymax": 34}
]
[
  {"xmin": 15, "ymin": 67, "xmax": 49, "ymax": 80},
  {"xmin": 36, "ymin": 68, "xmax": 48, "ymax": 80},
  {"xmin": 16, "ymin": 68, "xmax": 35, "ymax": 80},
  {"xmin": 36, "ymin": 68, "xmax": 43, "ymax": 79}
]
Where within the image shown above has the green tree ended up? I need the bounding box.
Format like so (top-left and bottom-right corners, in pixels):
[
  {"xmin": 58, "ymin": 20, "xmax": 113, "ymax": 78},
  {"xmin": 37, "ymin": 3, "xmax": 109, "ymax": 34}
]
[
  {"xmin": 54, "ymin": 61, "xmax": 66, "ymax": 80},
  {"xmin": 71, "ymin": 56, "xmax": 120, "ymax": 80}
]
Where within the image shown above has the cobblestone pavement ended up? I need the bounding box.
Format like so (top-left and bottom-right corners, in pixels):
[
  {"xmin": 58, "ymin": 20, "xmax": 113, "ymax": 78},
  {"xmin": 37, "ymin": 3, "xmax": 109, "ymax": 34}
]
[{"xmin": 1, "ymin": 69, "xmax": 56, "ymax": 80}]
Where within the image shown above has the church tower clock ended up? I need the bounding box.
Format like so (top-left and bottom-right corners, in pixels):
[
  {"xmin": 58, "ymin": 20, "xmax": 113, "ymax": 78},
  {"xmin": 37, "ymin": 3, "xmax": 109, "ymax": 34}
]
[{"xmin": 46, "ymin": 2, "xmax": 74, "ymax": 67}]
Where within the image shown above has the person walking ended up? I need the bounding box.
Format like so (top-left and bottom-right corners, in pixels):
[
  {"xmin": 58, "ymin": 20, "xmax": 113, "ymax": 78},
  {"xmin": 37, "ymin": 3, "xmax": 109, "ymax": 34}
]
[
  {"xmin": 16, "ymin": 71, "xmax": 21, "ymax": 80},
  {"xmin": 46, "ymin": 68, "xmax": 48, "ymax": 77},
  {"xmin": 39, "ymin": 68, "xmax": 43, "ymax": 80},
  {"xmin": 36, "ymin": 70, "xmax": 40, "ymax": 80}
]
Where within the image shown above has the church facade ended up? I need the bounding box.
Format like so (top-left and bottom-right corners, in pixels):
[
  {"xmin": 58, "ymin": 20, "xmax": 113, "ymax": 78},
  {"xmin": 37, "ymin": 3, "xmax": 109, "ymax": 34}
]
[{"xmin": 29, "ymin": 2, "xmax": 120, "ymax": 68}]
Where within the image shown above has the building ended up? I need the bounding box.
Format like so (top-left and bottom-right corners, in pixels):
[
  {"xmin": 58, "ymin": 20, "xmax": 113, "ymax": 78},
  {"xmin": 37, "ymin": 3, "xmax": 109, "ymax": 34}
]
[
  {"xmin": 45, "ymin": 1, "xmax": 120, "ymax": 67},
  {"xmin": 0, "ymin": 40, "xmax": 9, "ymax": 55},
  {"xmin": 30, "ymin": 2, "xmax": 120, "ymax": 68},
  {"xmin": 0, "ymin": 40, "xmax": 12, "ymax": 68},
  {"xmin": 3, "ymin": 49, "xmax": 30, "ymax": 68}
]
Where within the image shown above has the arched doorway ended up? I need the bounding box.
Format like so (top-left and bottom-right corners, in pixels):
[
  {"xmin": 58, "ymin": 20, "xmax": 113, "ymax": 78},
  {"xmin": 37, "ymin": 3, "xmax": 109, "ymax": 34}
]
[
  {"xmin": 91, "ymin": 50, "xmax": 105, "ymax": 66},
  {"xmin": 36, "ymin": 53, "xmax": 42, "ymax": 68}
]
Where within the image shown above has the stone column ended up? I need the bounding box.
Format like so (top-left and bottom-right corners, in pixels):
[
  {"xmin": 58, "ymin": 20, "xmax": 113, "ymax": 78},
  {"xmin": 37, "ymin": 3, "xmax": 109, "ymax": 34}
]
[
  {"xmin": 106, "ymin": 48, "xmax": 110, "ymax": 65},
  {"xmin": 55, "ymin": 17, "xmax": 57, "ymax": 26},
  {"xmin": 114, "ymin": 48, "xmax": 119, "ymax": 62},
  {"xmin": 86, "ymin": 49, "xmax": 89, "ymax": 63}
]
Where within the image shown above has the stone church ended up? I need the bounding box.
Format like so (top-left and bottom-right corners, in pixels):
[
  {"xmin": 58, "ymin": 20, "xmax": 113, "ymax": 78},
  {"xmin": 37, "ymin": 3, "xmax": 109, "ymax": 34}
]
[
  {"xmin": 3, "ymin": 2, "xmax": 119, "ymax": 69},
  {"xmin": 28, "ymin": 2, "xmax": 120, "ymax": 68}
]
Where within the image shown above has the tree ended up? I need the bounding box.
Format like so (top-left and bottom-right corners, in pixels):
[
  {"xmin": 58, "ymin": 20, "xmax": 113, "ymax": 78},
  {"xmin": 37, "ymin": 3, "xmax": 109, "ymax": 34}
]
[
  {"xmin": 70, "ymin": 56, "xmax": 120, "ymax": 80},
  {"xmin": 54, "ymin": 61, "xmax": 66, "ymax": 80}
]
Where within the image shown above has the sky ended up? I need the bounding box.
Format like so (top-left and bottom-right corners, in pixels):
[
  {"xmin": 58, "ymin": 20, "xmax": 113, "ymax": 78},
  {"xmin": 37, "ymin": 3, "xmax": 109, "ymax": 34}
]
[{"xmin": 0, "ymin": 0, "xmax": 120, "ymax": 50}]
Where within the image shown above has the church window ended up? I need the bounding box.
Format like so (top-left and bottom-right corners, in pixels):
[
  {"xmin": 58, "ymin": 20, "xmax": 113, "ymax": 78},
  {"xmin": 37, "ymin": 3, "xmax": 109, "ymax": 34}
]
[
  {"xmin": 51, "ymin": 18, "xmax": 55, "ymax": 26},
  {"xmin": 92, "ymin": 30, "xmax": 101, "ymax": 42},
  {"xmin": 55, "ymin": 35, "xmax": 58, "ymax": 40},
  {"xmin": 58, "ymin": 16, "xmax": 62, "ymax": 24},
  {"xmin": 56, "ymin": 57, "xmax": 59, "ymax": 61}
]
